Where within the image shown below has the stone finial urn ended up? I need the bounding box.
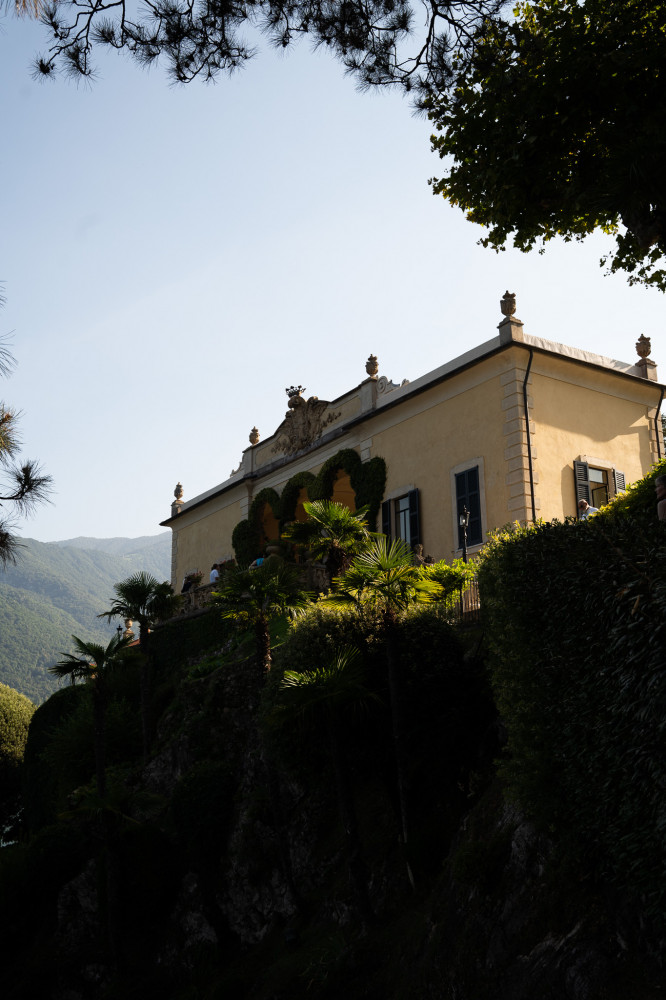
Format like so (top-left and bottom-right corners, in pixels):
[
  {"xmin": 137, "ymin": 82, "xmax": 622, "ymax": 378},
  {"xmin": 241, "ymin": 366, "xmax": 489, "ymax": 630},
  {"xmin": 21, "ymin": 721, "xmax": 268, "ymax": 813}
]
[
  {"xmin": 636, "ymin": 334, "xmax": 652, "ymax": 359},
  {"xmin": 635, "ymin": 334, "xmax": 657, "ymax": 381},
  {"xmin": 123, "ymin": 618, "xmax": 135, "ymax": 641},
  {"xmin": 249, "ymin": 426, "xmax": 260, "ymax": 445},
  {"xmin": 365, "ymin": 354, "xmax": 379, "ymax": 377},
  {"xmin": 171, "ymin": 482, "xmax": 184, "ymax": 518},
  {"xmin": 500, "ymin": 290, "xmax": 517, "ymax": 318}
]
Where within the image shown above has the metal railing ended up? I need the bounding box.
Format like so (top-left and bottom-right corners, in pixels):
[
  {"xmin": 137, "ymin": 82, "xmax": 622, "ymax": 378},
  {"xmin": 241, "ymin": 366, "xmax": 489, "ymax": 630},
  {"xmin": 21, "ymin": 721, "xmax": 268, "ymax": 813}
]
[{"xmin": 456, "ymin": 579, "xmax": 481, "ymax": 622}]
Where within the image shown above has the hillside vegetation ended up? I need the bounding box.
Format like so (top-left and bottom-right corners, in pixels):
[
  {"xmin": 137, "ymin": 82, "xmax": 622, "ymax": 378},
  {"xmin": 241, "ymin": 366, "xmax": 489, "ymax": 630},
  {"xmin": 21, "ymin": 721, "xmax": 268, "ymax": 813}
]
[
  {"xmin": 0, "ymin": 480, "xmax": 664, "ymax": 999},
  {"xmin": 0, "ymin": 534, "xmax": 170, "ymax": 703}
]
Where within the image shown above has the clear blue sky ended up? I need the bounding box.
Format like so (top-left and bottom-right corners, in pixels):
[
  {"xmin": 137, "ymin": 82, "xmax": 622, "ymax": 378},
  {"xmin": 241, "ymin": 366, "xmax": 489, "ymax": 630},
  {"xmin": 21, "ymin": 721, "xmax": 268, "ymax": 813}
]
[{"xmin": 1, "ymin": 10, "xmax": 664, "ymax": 542}]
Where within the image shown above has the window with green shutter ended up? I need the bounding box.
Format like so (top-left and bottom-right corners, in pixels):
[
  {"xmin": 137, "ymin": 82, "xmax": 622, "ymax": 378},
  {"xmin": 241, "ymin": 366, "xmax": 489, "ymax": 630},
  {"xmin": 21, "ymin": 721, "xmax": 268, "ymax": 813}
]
[
  {"xmin": 455, "ymin": 467, "xmax": 482, "ymax": 546},
  {"xmin": 574, "ymin": 461, "xmax": 625, "ymax": 513},
  {"xmin": 381, "ymin": 489, "xmax": 421, "ymax": 548}
]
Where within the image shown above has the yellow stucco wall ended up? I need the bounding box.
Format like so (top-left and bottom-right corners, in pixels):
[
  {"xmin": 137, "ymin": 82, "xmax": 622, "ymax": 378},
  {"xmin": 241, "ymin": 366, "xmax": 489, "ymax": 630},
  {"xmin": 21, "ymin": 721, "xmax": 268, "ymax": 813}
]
[
  {"xmin": 531, "ymin": 357, "xmax": 659, "ymax": 522},
  {"xmin": 370, "ymin": 356, "xmax": 508, "ymax": 560},
  {"xmin": 172, "ymin": 492, "xmax": 245, "ymax": 590}
]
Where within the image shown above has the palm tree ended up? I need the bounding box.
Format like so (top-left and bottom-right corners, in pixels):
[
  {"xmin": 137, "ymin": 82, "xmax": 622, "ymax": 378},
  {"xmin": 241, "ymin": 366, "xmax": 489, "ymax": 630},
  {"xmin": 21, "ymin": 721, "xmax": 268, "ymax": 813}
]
[
  {"xmin": 49, "ymin": 632, "xmax": 134, "ymax": 966},
  {"xmin": 49, "ymin": 633, "xmax": 133, "ymax": 799},
  {"xmin": 213, "ymin": 561, "xmax": 311, "ymax": 674},
  {"xmin": 99, "ymin": 572, "xmax": 179, "ymax": 758},
  {"xmin": 278, "ymin": 646, "xmax": 378, "ymax": 918},
  {"xmin": 282, "ymin": 499, "xmax": 376, "ymax": 581},
  {"xmin": 324, "ymin": 537, "xmax": 440, "ymax": 886}
]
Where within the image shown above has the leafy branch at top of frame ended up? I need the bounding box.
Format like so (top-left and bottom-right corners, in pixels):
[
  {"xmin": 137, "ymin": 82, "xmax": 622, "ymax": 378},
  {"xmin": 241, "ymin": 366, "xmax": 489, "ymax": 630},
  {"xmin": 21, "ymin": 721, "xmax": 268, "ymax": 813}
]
[{"xmin": 26, "ymin": 0, "xmax": 507, "ymax": 101}]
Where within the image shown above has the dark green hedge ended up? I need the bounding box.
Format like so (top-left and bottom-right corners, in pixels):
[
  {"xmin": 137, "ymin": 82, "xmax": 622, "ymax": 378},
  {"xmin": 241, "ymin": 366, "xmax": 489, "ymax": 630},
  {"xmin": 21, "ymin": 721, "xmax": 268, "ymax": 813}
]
[
  {"xmin": 22, "ymin": 685, "xmax": 85, "ymax": 832},
  {"xmin": 22, "ymin": 662, "xmax": 143, "ymax": 834},
  {"xmin": 477, "ymin": 460, "xmax": 666, "ymax": 919}
]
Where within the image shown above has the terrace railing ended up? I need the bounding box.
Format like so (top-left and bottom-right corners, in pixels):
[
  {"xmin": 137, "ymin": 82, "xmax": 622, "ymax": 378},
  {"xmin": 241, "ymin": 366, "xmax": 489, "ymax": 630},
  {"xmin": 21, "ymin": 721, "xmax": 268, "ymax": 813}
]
[{"xmin": 456, "ymin": 579, "xmax": 481, "ymax": 623}]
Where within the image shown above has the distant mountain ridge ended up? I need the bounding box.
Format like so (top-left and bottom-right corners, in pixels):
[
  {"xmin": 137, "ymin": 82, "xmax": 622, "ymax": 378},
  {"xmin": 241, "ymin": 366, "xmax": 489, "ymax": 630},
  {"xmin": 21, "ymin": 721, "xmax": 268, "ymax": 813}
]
[
  {"xmin": 53, "ymin": 534, "xmax": 170, "ymax": 557},
  {"xmin": 0, "ymin": 533, "xmax": 171, "ymax": 704}
]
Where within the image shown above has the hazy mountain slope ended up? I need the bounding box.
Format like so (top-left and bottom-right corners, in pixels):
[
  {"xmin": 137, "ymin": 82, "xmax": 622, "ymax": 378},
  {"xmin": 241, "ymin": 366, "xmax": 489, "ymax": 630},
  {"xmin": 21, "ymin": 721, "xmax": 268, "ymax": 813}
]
[
  {"xmin": 53, "ymin": 534, "xmax": 170, "ymax": 561},
  {"xmin": 0, "ymin": 535, "xmax": 171, "ymax": 703},
  {"xmin": 0, "ymin": 583, "xmax": 110, "ymax": 704}
]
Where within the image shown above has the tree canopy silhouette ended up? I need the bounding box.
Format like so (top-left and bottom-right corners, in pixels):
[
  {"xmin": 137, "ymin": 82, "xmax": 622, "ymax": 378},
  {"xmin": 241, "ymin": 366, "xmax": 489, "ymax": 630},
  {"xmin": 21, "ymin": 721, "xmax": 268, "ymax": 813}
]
[
  {"xmin": 429, "ymin": 0, "xmax": 666, "ymax": 289},
  {"xmin": 26, "ymin": 0, "xmax": 503, "ymax": 102},
  {"xmin": 0, "ymin": 292, "xmax": 52, "ymax": 567}
]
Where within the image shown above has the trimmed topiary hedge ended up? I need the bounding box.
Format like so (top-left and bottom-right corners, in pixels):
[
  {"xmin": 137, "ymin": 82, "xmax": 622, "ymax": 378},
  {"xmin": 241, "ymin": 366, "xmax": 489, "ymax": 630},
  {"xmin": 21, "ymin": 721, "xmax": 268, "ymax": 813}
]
[
  {"xmin": 231, "ymin": 451, "xmax": 387, "ymax": 567},
  {"xmin": 477, "ymin": 459, "xmax": 666, "ymax": 920}
]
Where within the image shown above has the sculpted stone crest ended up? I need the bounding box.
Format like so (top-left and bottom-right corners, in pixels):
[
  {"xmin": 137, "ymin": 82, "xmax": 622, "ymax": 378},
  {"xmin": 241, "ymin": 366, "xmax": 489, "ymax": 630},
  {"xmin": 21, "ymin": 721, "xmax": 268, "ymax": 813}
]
[
  {"xmin": 377, "ymin": 375, "xmax": 410, "ymax": 395},
  {"xmin": 272, "ymin": 386, "xmax": 340, "ymax": 455}
]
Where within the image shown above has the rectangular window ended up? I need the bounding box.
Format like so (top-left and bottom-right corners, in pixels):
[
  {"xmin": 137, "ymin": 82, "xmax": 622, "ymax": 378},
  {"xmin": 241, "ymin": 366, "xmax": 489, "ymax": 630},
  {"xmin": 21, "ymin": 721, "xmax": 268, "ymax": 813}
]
[
  {"xmin": 381, "ymin": 489, "xmax": 420, "ymax": 548},
  {"xmin": 588, "ymin": 467, "xmax": 609, "ymax": 507},
  {"xmin": 396, "ymin": 494, "xmax": 411, "ymax": 543},
  {"xmin": 455, "ymin": 467, "xmax": 482, "ymax": 547},
  {"xmin": 574, "ymin": 460, "xmax": 625, "ymax": 514}
]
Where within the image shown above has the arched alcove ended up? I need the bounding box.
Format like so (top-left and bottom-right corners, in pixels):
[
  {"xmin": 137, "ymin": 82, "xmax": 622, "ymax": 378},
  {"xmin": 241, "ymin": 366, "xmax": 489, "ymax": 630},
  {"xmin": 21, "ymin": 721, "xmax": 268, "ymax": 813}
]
[
  {"xmin": 293, "ymin": 486, "xmax": 310, "ymax": 523},
  {"xmin": 331, "ymin": 469, "xmax": 356, "ymax": 511},
  {"xmin": 259, "ymin": 503, "xmax": 280, "ymax": 549}
]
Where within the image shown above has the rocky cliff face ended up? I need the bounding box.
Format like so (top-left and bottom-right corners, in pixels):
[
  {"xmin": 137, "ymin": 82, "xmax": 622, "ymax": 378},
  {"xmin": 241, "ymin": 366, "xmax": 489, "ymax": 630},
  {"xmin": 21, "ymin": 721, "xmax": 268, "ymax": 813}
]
[{"xmin": 33, "ymin": 649, "xmax": 661, "ymax": 1000}]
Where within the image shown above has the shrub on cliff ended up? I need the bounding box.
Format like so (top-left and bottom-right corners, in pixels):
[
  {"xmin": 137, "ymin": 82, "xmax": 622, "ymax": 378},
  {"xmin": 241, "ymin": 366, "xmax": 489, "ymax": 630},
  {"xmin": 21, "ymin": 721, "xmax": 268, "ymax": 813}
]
[
  {"xmin": 22, "ymin": 662, "xmax": 142, "ymax": 834},
  {"xmin": 0, "ymin": 682, "xmax": 34, "ymax": 797}
]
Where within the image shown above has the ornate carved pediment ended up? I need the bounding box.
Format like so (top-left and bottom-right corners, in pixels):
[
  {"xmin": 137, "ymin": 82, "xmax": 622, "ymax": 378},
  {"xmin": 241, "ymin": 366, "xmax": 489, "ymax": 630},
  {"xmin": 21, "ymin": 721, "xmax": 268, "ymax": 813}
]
[
  {"xmin": 272, "ymin": 386, "xmax": 340, "ymax": 456},
  {"xmin": 377, "ymin": 375, "xmax": 410, "ymax": 395}
]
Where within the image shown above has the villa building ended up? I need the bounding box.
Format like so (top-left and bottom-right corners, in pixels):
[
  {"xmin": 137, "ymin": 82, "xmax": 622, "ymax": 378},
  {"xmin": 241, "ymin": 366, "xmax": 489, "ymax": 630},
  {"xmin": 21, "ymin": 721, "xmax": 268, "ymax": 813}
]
[{"xmin": 161, "ymin": 293, "xmax": 664, "ymax": 588}]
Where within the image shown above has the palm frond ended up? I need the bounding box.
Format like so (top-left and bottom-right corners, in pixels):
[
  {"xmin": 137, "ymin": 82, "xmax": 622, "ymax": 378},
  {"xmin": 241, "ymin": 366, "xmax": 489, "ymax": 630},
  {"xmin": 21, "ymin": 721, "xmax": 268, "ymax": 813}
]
[
  {"xmin": 279, "ymin": 645, "xmax": 377, "ymax": 722},
  {"xmin": 99, "ymin": 571, "xmax": 174, "ymax": 625},
  {"xmin": 49, "ymin": 631, "xmax": 134, "ymax": 682},
  {"xmin": 326, "ymin": 536, "xmax": 439, "ymax": 614}
]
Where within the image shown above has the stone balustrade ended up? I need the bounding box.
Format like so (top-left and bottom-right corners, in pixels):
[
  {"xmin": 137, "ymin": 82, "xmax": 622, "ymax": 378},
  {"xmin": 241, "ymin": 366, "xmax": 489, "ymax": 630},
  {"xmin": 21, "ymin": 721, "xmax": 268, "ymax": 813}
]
[{"xmin": 162, "ymin": 562, "xmax": 332, "ymax": 624}]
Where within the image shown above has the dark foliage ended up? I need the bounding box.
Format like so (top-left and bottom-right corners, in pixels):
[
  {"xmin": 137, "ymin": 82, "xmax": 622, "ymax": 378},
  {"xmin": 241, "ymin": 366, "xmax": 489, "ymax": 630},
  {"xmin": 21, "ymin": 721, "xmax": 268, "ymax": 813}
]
[
  {"xmin": 150, "ymin": 606, "xmax": 236, "ymax": 677},
  {"xmin": 430, "ymin": 0, "xmax": 666, "ymax": 288},
  {"xmin": 171, "ymin": 760, "xmax": 237, "ymax": 866},
  {"xmin": 478, "ymin": 461, "xmax": 666, "ymax": 921},
  {"xmin": 22, "ymin": 659, "xmax": 142, "ymax": 835},
  {"xmin": 268, "ymin": 603, "xmax": 495, "ymax": 875},
  {"xmin": 22, "ymin": 684, "xmax": 84, "ymax": 832},
  {"xmin": 0, "ymin": 819, "xmax": 92, "ymax": 980}
]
